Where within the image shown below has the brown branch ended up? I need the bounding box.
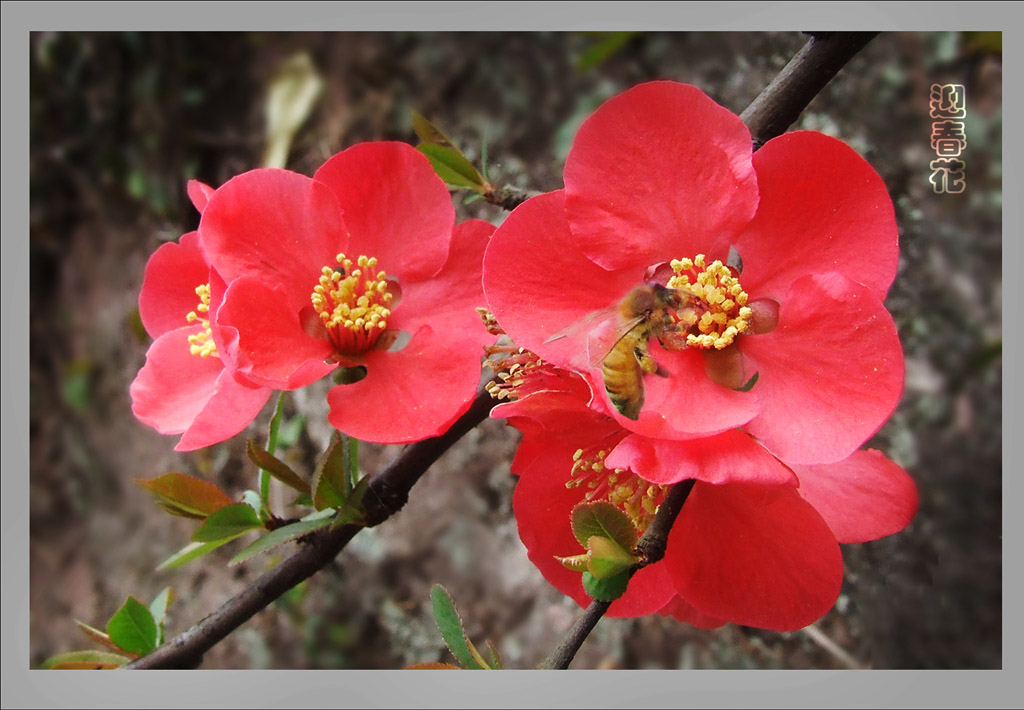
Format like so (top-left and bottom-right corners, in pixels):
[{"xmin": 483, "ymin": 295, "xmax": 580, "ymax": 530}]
[
  {"xmin": 537, "ymin": 30, "xmax": 878, "ymax": 670},
  {"xmin": 125, "ymin": 386, "xmax": 496, "ymax": 670},
  {"xmin": 483, "ymin": 184, "xmax": 536, "ymax": 212},
  {"xmin": 740, "ymin": 32, "xmax": 878, "ymax": 150}
]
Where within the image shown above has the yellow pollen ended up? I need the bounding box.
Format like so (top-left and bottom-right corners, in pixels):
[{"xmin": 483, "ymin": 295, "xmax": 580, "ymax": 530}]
[
  {"xmin": 565, "ymin": 447, "xmax": 668, "ymax": 532},
  {"xmin": 667, "ymin": 253, "xmax": 751, "ymax": 350},
  {"xmin": 311, "ymin": 252, "xmax": 394, "ymax": 358},
  {"xmin": 186, "ymin": 283, "xmax": 218, "ymax": 358}
]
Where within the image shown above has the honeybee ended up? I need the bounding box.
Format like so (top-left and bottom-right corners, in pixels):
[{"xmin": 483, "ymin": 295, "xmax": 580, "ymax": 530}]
[{"xmin": 545, "ymin": 284, "xmax": 689, "ymax": 420}]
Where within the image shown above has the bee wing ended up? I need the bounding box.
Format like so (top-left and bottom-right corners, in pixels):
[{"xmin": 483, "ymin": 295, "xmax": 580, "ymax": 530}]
[
  {"xmin": 543, "ymin": 304, "xmax": 621, "ymax": 345},
  {"xmin": 586, "ymin": 314, "xmax": 646, "ymax": 369}
]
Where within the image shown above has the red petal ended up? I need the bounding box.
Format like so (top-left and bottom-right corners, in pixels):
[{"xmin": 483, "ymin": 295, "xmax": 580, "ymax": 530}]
[
  {"xmin": 394, "ymin": 218, "xmax": 493, "ymax": 337},
  {"xmin": 607, "ymin": 431, "xmax": 796, "ymax": 486},
  {"xmin": 564, "ymin": 82, "xmax": 758, "ymax": 271},
  {"xmin": 326, "ymin": 324, "xmax": 483, "ymax": 444},
  {"xmin": 186, "ymin": 180, "xmax": 215, "ymax": 214},
  {"xmin": 658, "ymin": 596, "xmax": 726, "ymax": 629},
  {"xmin": 174, "ymin": 370, "xmax": 273, "ymax": 451},
  {"xmin": 734, "ymin": 131, "xmax": 899, "ymax": 303},
  {"xmin": 740, "ymin": 273, "xmax": 904, "ymax": 464},
  {"xmin": 200, "ymin": 168, "xmax": 348, "ymax": 308},
  {"xmin": 513, "ymin": 436, "xmax": 676, "ymax": 617},
  {"xmin": 313, "ymin": 142, "xmax": 454, "ymax": 283},
  {"xmin": 130, "ymin": 328, "xmax": 224, "ymax": 434},
  {"xmin": 483, "ymin": 190, "xmax": 642, "ymax": 371},
  {"xmin": 667, "ymin": 481, "xmax": 843, "ymax": 631},
  {"xmin": 595, "ymin": 343, "xmax": 760, "ymax": 440},
  {"xmin": 216, "ymin": 276, "xmax": 336, "ymax": 389},
  {"xmin": 138, "ymin": 232, "xmax": 211, "ymax": 338},
  {"xmin": 792, "ymin": 449, "xmax": 918, "ymax": 543}
]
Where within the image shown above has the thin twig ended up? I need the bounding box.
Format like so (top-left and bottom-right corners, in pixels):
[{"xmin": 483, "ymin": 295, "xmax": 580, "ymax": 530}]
[
  {"xmin": 537, "ymin": 30, "xmax": 879, "ymax": 670},
  {"xmin": 484, "ymin": 184, "xmax": 536, "ymax": 212},
  {"xmin": 539, "ymin": 480, "xmax": 696, "ymax": 669},
  {"xmin": 125, "ymin": 387, "xmax": 496, "ymax": 670}
]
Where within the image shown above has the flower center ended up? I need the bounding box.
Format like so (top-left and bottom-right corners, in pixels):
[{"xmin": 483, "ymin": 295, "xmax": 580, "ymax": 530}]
[
  {"xmin": 311, "ymin": 253, "xmax": 394, "ymax": 358},
  {"xmin": 667, "ymin": 253, "xmax": 752, "ymax": 350},
  {"xmin": 567, "ymin": 447, "xmax": 668, "ymax": 533},
  {"xmin": 186, "ymin": 283, "xmax": 218, "ymax": 358}
]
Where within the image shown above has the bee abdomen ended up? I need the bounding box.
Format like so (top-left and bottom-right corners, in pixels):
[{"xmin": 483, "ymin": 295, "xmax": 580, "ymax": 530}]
[{"xmin": 602, "ymin": 340, "xmax": 645, "ymax": 420}]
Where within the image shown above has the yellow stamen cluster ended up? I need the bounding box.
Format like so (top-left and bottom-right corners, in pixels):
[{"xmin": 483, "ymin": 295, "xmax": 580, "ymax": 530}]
[
  {"xmin": 667, "ymin": 253, "xmax": 752, "ymax": 350},
  {"xmin": 311, "ymin": 253, "xmax": 393, "ymax": 356},
  {"xmin": 484, "ymin": 345, "xmax": 544, "ymax": 401},
  {"xmin": 567, "ymin": 448, "xmax": 667, "ymax": 532},
  {"xmin": 186, "ymin": 283, "xmax": 218, "ymax": 358}
]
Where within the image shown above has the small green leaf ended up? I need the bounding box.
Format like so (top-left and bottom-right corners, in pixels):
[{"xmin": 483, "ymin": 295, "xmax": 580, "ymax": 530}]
[
  {"xmin": 554, "ymin": 552, "xmax": 591, "ymax": 573},
  {"xmin": 571, "ymin": 501, "xmax": 638, "ymax": 551},
  {"xmin": 586, "ymin": 536, "xmax": 640, "ymax": 579},
  {"xmin": 41, "ymin": 650, "xmax": 132, "ymax": 670},
  {"xmin": 73, "ymin": 620, "xmax": 123, "ymax": 653},
  {"xmin": 406, "ymin": 662, "xmax": 462, "ymax": 670},
  {"xmin": 247, "ymin": 441, "xmax": 311, "ymax": 496},
  {"xmin": 486, "ymin": 640, "xmax": 503, "ymax": 670},
  {"xmin": 430, "ymin": 584, "xmax": 483, "ymax": 670},
  {"xmin": 417, "ymin": 144, "xmax": 486, "ymax": 190},
  {"xmin": 312, "ymin": 434, "xmax": 350, "ymax": 511},
  {"xmin": 411, "ymin": 110, "xmax": 457, "ymax": 148},
  {"xmin": 156, "ymin": 540, "xmax": 232, "ymax": 571},
  {"xmin": 136, "ymin": 473, "xmax": 235, "ymax": 519},
  {"xmin": 465, "ymin": 638, "xmax": 492, "ymax": 670},
  {"xmin": 330, "ymin": 474, "xmax": 371, "ymax": 529},
  {"xmin": 191, "ymin": 503, "xmax": 262, "ymax": 543},
  {"xmin": 241, "ymin": 489, "xmax": 263, "ymax": 515},
  {"xmin": 582, "ymin": 570, "xmax": 630, "ymax": 602},
  {"xmin": 229, "ymin": 515, "xmax": 334, "ymax": 566},
  {"xmin": 149, "ymin": 587, "xmax": 173, "ymax": 646},
  {"xmin": 106, "ymin": 596, "xmax": 158, "ymax": 656}
]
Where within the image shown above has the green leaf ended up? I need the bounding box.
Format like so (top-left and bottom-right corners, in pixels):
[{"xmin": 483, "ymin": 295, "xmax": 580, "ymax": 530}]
[
  {"xmin": 571, "ymin": 501, "xmax": 638, "ymax": 551},
  {"xmin": 486, "ymin": 640, "xmax": 503, "ymax": 671},
  {"xmin": 330, "ymin": 474, "xmax": 371, "ymax": 529},
  {"xmin": 149, "ymin": 587, "xmax": 173, "ymax": 646},
  {"xmin": 312, "ymin": 434, "xmax": 350, "ymax": 511},
  {"xmin": 191, "ymin": 503, "xmax": 262, "ymax": 543},
  {"xmin": 156, "ymin": 540, "xmax": 232, "ymax": 571},
  {"xmin": 582, "ymin": 570, "xmax": 630, "ymax": 602},
  {"xmin": 135, "ymin": 473, "xmax": 235, "ymax": 519},
  {"xmin": 106, "ymin": 596, "xmax": 158, "ymax": 656},
  {"xmin": 554, "ymin": 552, "xmax": 591, "ymax": 573},
  {"xmin": 575, "ymin": 31, "xmax": 639, "ymax": 71},
  {"xmin": 247, "ymin": 441, "xmax": 311, "ymax": 496},
  {"xmin": 586, "ymin": 536, "xmax": 640, "ymax": 579},
  {"xmin": 406, "ymin": 662, "xmax": 462, "ymax": 670},
  {"xmin": 411, "ymin": 110, "xmax": 458, "ymax": 148},
  {"xmin": 40, "ymin": 650, "xmax": 132, "ymax": 670},
  {"xmin": 430, "ymin": 584, "xmax": 483, "ymax": 670},
  {"xmin": 465, "ymin": 638, "xmax": 492, "ymax": 671},
  {"xmin": 73, "ymin": 620, "xmax": 124, "ymax": 653},
  {"xmin": 229, "ymin": 515, "xmax": 334, "ymax": 566},
  {"xmin": 417, "ymin": 144, "xmax": 486, "ymax": 190}
]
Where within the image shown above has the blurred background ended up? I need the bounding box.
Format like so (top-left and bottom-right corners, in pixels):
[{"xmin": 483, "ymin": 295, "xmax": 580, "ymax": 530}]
[{"xmin": 28, "ymin": 31, "xmax": 1002, "ymax": 669}]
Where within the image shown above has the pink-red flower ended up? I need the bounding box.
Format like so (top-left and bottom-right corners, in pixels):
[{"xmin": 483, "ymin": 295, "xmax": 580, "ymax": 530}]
[
  {"xmin": 130, "ymin": 181, "xmax": 273, "ymax": 451},
  {"xmin": 198, "ymin": 142, "xmax": 494, "ymax": 444},
  {"xmin": 483, "ymin": 81, "xmax": 904, "ymax": 465},
  {"xmin": 492, "ymin": 365, "xmax": 917, "ymax": 631}
]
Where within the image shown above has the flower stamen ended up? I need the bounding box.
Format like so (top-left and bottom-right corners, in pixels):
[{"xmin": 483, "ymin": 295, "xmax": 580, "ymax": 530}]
[
  {"xmin": 311, "ymin": 253, "xmax": 394, "ymax": 358},
  {"xmin": 186, "ymin": 283, "xmax": 218, "ymax": 358},
  {"xmin": 567, "ymin": 447, "xmax": 667, "ymax": 533},
  {"xmin": 668, "ymin": 253, "xmax": 752, "ymax": 350}
]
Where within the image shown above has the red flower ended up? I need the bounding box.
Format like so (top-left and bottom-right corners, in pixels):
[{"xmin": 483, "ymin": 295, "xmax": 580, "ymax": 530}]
[
  {"xmin": 130, "ymin": 181, "xmax": 273, "ymax": 451},
  {"xmin": 483, "ymin": 82, "xmax": 904, "ymax": 465},
  {"xmin": 198, "ymin": 142, "xmax": 494, "ymax": 444},
  {"xmin": 492, "ymin": 365, "xmax": 917, "ymax": 631}
]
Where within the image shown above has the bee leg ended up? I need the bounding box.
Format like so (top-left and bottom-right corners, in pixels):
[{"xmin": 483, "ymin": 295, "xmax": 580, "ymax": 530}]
[{"xmin": 633, "ymin": 341, "xmax": 660, "ymax": 374}]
